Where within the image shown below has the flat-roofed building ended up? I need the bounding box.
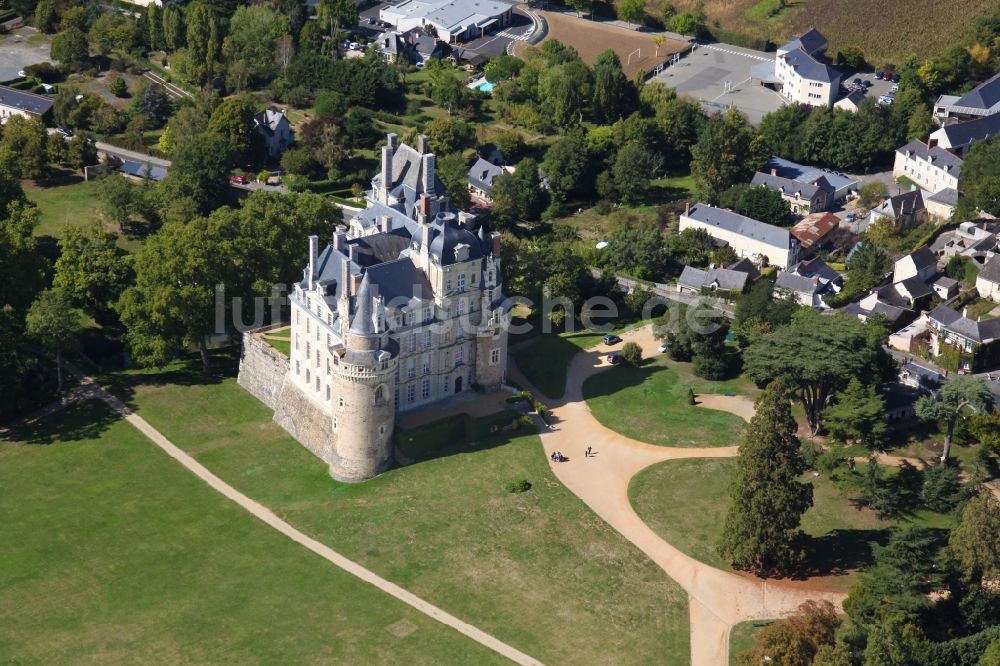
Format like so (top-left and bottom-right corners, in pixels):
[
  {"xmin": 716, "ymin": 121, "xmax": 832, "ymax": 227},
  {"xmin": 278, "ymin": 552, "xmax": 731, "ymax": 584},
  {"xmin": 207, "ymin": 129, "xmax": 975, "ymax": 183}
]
[{"xmin": 380, "ymin": 0, "xmax": 514, "ymax": 43}]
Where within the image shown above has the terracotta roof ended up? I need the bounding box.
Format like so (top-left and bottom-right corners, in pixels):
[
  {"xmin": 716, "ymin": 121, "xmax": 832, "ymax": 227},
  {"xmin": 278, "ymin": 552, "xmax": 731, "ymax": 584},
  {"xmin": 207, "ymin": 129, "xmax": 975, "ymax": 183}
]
[{"xmin": 790, "ymin": 212, "xmax": 839, "ymax": 248}]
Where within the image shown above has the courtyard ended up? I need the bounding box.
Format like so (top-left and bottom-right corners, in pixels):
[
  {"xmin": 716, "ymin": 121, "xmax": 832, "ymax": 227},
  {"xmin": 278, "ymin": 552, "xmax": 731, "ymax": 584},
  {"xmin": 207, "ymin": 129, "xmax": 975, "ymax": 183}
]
[{"xmin": 654, "ymin": 42, "xmax": 786, "ymax": 124}]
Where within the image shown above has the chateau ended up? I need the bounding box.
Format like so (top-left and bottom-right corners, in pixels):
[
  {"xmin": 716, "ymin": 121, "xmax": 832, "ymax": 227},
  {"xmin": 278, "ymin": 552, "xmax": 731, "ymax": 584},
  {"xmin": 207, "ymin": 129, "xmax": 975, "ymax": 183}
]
[{"xmin": 239, "ymin": 134, "xmax": 510, "ymax": 482}]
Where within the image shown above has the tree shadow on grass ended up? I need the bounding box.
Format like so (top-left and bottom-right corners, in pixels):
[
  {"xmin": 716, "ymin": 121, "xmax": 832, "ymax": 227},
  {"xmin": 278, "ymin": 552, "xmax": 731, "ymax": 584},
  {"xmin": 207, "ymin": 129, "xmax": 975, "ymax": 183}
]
[
  {"xmin": 97, "ymin": 348, "xmax": 237, "ymax": 413},
  {"xmin": 2, "ymin": 399, "xmax": 120, "ymax": 446},
  {"xmin": 394, "ymin": 410, "xmax": 532, "ymax": 465},
  {"xmin": 579, "ymin": 361, "xmax": 660, "ymax": 401},
  {"xmin": 797, "ymin": 528, "xmax": 893, "ymax": 580}
]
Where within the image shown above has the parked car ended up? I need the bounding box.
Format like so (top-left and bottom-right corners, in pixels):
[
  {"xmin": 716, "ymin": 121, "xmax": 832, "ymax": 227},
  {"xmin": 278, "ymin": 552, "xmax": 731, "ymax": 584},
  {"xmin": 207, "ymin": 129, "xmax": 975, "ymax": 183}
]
[
  {"xmin": 658, "ymin": 343, "xmax": 668, "ymax": 353},
  {"xmin": 882, "ymin": 72, "xmax": 894, "ymax": 81},
  {"xmin": 891, "ymin": 73, "xmax": 900, "ymax": 83},
  {"xmin": 862, "ymin": 80, "xmax": 872, "ymax": 88},
  {"xmin": 852, "ymin": 77, "xmax": 862, "ymax": 85},
  {"xmin": 54, "ymin": 126, "xmax": 73, "ymax": 137},
  {"xmin": 603, "ymin": 334, "xmax": 622, "ymax": 345},
  {"xmin": 230, "ymin": 174, "xmax": 249, "ymax": 185},
  {"xmin": 890, "ymin": 83, "xmax": 899, "ymax": 92},
  {"xmin": 874, "ymin": 70, "xmax": 883, "ymax": 79},
  {"xmin": 608, "ymin": 353, "xmax": 620, "ymax": 365},
  {"xmin": 365, "ymin": 16, "xmax": 375, "ymax": 24}
]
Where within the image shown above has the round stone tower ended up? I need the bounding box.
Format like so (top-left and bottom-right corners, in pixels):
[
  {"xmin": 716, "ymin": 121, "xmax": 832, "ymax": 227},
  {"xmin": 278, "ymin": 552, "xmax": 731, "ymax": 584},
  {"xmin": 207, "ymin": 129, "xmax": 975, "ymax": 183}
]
[{"xmin": 329, "ymin": 273, "xmax": 398, "ymax": 482}]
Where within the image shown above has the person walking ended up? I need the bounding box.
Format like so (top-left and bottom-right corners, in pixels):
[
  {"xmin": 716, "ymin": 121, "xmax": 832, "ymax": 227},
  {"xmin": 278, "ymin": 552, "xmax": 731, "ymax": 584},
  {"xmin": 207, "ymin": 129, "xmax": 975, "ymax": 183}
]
[{"xmin": 586, "ymin": 445, "xmax": 592, "ymax": 458}]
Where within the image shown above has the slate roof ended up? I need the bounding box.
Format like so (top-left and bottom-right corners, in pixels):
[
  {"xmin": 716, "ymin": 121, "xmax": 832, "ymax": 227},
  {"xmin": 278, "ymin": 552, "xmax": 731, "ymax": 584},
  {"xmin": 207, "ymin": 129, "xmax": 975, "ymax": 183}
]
[
  {"xmin": 253, "ymin": 107, "xmax": 287, "ymax": 135},
  {"xmin": 728, "ymin": 257, "xmax": 760, "ymax": 280},
  {"xmin": 980, "ymin": 254, "xmax": 1000, "ymax": 284},
  {"xmin": 927, "ymin": 303, "xmax": 1000, "ymax": 343},
  {"xmin": 765, "ymin": 157, "xmax": 858, "ymax": 195},
  {"xmin": 780, "ymin": 48, "xmax": 839, "ymax": 84},
  {"xmin": 952, "ymin": 72, "xmax": 1000, "ymax": 112},
  {"xmin": 365, "ymin": 257, "xmax": 435, "ymax": 304},
  {"xmin": 678, "ymin": 265, "xmax": 749, "ymax": 292},
  {"xmin": 685, "ymin": 204, "xmax": 794, "ymax": 250},
  {"xmin": 372, "ymin": 141, "xmax": 447, "ymax": 217},
  {"xmin": 907, "ymin": 246, "xmax": 937, "ymax": 272},
  {"xmin": 751, "ymin": 171, "xmax": 828, "ymax": 199},
  {"xmin": 901, "ymin": 362, "xmax": 943, "ymax": 386},
  {"xmin": 896, "ymin": 140, "xmax": 963, "ymax": 177},
  {"xmin": 927, "ymin": 188, "xmax": 960, "ymax": 207},
  {"xmin": 898, "ymin": 276, "xmax": 933, "ymax": 300},
  {"xmin": 467, "ymin": 157, "xmax": 506, "ymax": 194},
  {"xmin": 835, "ymin": 89, "xmax": 865, "ymax": 109},
  {"xmin": 780, "ymin": 27, "xmax": 827, "ymax": 55},
  {"xmin": 119, "ymin": 159, "xmax": 168, "ymax": 181},
  {"xmin": 932, "ymin": 113, "xmax": 1000, "ymax": 148},
  {"xmin": 0, "ymin": 85, "xmax": 54, "ymax": 116},
  {"xmin": 349, "ymin": 273, "xmax": 376, "ymax": 335},
  {"xmin": 792, "ymin": 256, "xmax": 842, "ymax": 284},
  {"xmin": 934, "ymin": 276, "xmax": 958, "ymax": 289},
  {"xmin": 875, "ymin": 190, "xmax": 926, "ymax": 219},
  {"xmin": 428, "ymin": 212, "xmax": 484, "ymax": 266},
  {"xmin": 775, "ymin": 270, "xmax": 823, "ymax": 295}
]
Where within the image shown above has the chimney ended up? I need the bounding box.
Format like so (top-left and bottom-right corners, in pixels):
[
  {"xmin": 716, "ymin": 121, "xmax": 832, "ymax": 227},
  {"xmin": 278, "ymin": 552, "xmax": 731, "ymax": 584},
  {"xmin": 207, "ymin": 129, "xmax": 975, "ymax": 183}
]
[
  {"xmin": 307, "ymin": 235, "xmax": 318, "ymax": 290},
  {"xmin": 333, "ymin": 227, "xmax": 347, "ymax": 253},
  {"xmin": 421, "ymin": 223, "xmax": 432, "ymax": 251},
  {"xmin": 458, "ymin": 211, "xmax": 476, "ymax": 228},
  {"xmin": 386, "ymin": 132, "xmax": 398, "ymax": 150},
  {"xmin": 684, "ymin": 201, "xmax": 690, "ymax": 216},
  {"xmin": 351, "ymin": 273, "xmax": 363, "ymax": 294},
  {"xmin": 420, "ymin": 153, "xmax": 436, "ymax": 195},
  {"xmin": 418, "ymin": 193, "xmax": 431, "ymax": 224},
  {"xmin": 380, "ymin": 215, "xmax": 392, "ymax": 233},
  {"xmin": 490, "ymin": 231, "xmax": 501, "ymax": 257},
  {"xmin": 770, "ymin": 168, "xmax": 777, "ymax": 176},
  {"xmin": 380, "ymin": 145, "xmax": 393, "ymax": 204},
  {"xmin": 416, "ymin": 134, "xmax": 429, "ymax": 154},
  {"xmin": 963, "ymin": 307, "xmax": 968, "ymax": 319},
  {"xmin": 348, "ymin": 243, "xmax": 359, "ymax": 264},
  {"xmin": 341, "ymin": 259, "xmax": 352, "ymax": 299}
]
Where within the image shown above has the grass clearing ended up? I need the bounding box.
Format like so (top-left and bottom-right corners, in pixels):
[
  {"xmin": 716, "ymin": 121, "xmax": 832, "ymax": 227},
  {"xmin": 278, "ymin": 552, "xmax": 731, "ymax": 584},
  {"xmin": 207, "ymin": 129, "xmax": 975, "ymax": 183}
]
[
  {"xmin": 0, "ymin": 400, "xmax": 502, "ymax": 664},
  {"xmin": 629, "ymin": 457, "xmax": 956, "ymax": 590},
  {"xmin": 729, "ymin": 620, "xmax": 774, "ymax": 664},
  {"xmin": 583, "ymin": 354, "xmax": 755, "ymax": 447},
  {"xmin": 25, "ymin": 175, "xmax": 103, "ymax": 239},
  {"xmin": 97, "ymin": 353, "xmax": 692, "ymax": 664}
]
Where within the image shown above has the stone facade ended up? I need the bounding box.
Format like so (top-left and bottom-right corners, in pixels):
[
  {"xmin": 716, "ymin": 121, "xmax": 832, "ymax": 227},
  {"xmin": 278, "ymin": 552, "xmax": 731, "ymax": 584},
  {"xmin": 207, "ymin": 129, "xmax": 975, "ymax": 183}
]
[{"xmin": 237, "ymin": 330, "xmax": 290, "ymax": 410}]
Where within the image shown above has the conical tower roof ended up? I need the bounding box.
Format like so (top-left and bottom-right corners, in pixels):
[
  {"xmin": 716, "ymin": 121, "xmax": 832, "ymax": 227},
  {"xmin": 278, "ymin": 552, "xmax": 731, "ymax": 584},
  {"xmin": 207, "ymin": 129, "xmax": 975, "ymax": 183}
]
[{"xmin": 348, "ymin": 273, "xmax": 375, "ymax": 336}]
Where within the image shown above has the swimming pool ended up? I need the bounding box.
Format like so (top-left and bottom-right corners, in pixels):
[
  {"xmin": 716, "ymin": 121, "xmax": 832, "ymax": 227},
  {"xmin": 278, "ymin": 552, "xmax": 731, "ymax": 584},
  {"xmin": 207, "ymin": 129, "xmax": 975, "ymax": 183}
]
[{"xmin": 478, "ymin": 81, "xmax": 495, "ymax": 93}]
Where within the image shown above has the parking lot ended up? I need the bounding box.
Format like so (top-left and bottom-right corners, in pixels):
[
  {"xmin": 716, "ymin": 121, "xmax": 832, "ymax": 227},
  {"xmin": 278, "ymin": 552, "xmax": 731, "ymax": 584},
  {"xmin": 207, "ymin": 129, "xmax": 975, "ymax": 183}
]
[
  {"xmin": 654, "ymin": 42, "xmax": 785, "ymax": 124},
  {"xmin": 842, "ymin": 72, "xmax": 899, "ymax": 106},
  {"xmin": 0, "ymin": 29, "xmax": 51, "ymax": 83}
]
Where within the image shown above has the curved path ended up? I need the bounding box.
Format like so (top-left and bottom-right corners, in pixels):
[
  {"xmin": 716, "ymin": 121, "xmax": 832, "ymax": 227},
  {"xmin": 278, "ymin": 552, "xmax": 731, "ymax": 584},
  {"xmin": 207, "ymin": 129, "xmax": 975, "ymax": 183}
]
[
  {"xmin": 62, "ymin": 375, "xmax": 545, "ymax": 666},
  {"xmin": 511, "ymin": 326, "xmax": 846, "ymax": 665}
]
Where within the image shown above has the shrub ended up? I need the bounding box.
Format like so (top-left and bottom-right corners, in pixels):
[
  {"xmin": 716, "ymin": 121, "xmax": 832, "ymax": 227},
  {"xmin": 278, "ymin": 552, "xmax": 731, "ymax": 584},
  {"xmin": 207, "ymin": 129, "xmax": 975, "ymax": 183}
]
[
  {"xmin": 504, "ymin": 478, "xmax": 531, "ymax": 493},
  {"xmin": 693, "ymin": 353, "xmax": 727, "ymax": 379},
  {"xmin": 921, "ymin": 464, "xmax": 962, "ymax": 511},
  {"xmin": 25, "ymin": 62, "xmax": 61, "ymax": 83},
  {"xmin": 506, "ymin": 390, "xmax": 532, "ymax": 404},
  {"xmin": 108, "ymin": 75, "xmax": 128, "ymax": 97},
  {"xmin": 620, "ymin": 341, "xmax": 642, "ymax": 366},
  {"xmin": 513, "ymin": 415, "xmax": 535, "ymax": 431},
  {"xmin": 687, "ymin": 388, "xmax": 695, "ymax": 405}
]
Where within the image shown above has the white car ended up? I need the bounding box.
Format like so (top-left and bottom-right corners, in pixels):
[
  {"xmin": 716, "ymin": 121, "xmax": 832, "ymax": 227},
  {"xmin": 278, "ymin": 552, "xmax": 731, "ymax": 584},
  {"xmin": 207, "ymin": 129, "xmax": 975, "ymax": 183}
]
[
  {"xmin": 349, "ymin": 42, "xmax": 361, "ymax": 50},
  {"xmin": 17, "ymin": 69, "xmax": 26, "ymax": 77},
  {"xmin": 658, "ymin": 343, "xmax": 668, "ymax": 353}
]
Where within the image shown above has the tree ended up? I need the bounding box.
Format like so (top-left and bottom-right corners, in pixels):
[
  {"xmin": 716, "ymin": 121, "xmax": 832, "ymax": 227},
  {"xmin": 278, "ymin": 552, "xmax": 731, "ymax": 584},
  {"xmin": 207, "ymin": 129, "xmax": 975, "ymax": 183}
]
[
  {"xmin": 542, "ymin": 135, "xmax": 592, "ymax": 207},
  {"xmin": 484, "ymin": 55, "xmax": 523, "ymax": 84},
  {"xmin": 225, "ymin": 4, "xmax": 291, "ymax": 82},
  {"xmin": 836, "ymin": 46, "xmax": 867, "ymax": 70},
  {"xmin": 612, "ymin": 141, "xmax": 662, "ymax": 204},
  {"xmin": 208, "ymin": 96, "xmax": 257, "ymax": 162},
  {"xmin": 915, "ymin": 375, "xmax": 994, "ymax": 461},
  {"xmin": 0, "ymin": 168, "xmax": 45, "ymax": 316},
  {"xmin": 691, "ymin": 109, "xmax": 766, "ymax": 201},
  {"xmin": 733, "ymin": 277, "xmax": 798, "ymax": 344},
  {"xmin": 313, "ymin": 90, "xmax": 349, "ymax": 118},
  {"xmin": 920, "ymin": 464, "xmax": 962, "ymax": 511},
  {"xmin": 435, "ymin": 152, "xmax": 471, "ymax": 210},
  {"xmin": 0, "ymin": 116, "xmax": 48, "ymax": 179},
  {"xmin": 66, "ymin": 134, "xmax": 98, "ymax": 171},
  {"xmin": 606, "ymin": 219, "xmax": 672, "ymax": 280},
  {"xmin": 53, "ymin": 221, "xmax": 132, "ymax": 319},
  {"xmin": 157, "ymin": 133, "xmax": 233, "ymax": 217},
  {"xmin": 317, "ymin": 0, "xmax": 358, "ymax": 45},
  {"xmin": 718, "ymin": 379, "xmax": 813, "ymax": 576},
  {"xmin": 51, "ymin": 26, "xmax": 89, "ymax": 68},
  {"xmin": 34, "ymin": 0, "xmax": 57, "ymax": 33},
  {"xmin": 844, "ymin": 240, "xmax": 891, "ymax": 293},
  {"xmin": 736, "ymin": 600, "xmax": 840, "ymax": 666},
  {"xmin": 25, "ymin": 288, "xmax": 81, "ymax": 393},
  {"xmin": 132, "ymin": 82, "xmax": 171, "ymax": 126},
  {"xmin": 744, "ymin": 310, "xmax": 886, "ymax": 435},
  {"xmin": 490, "ymin": 158, "xmax": 545, "ymax": 229},
  {"xmin": 88, "ymin": 13, "xmax": 137, "ymax": 56},
  {"xmin": 538, "ymin": 62, "xmax": 590, "ymax": 130},
  {"xmin": 185, "ymin": 3, "xmax": 222, "ymax": 82},
  {"xmin": 620, "ymin": 341, "xmax": 642, "ymax": 365},
  {"xmin": 423, "ymin": 117, "xmax": 475, "ymax": 155},
  {"xmin": 96, "ymin": 173, "xmax": 154, "ymax": 235},
  {"xmin": 858, "ymin": 180, "xmax": 889, "ymax": 209},
  {"xmin": 617, "ymin": 0, "xmax": 646, "ymax": 25},
  {"xmin": 823, "ymin": 378, "xmax": 887, "ymax": 448},
  {"xmin": 718, "ymin": 184, "xmax": 794, "ymax": 226},
  {"xmin": 108, "ymin": 75, "xmax": 128, "ymax": 98},
  {"xmin": 863, "ymin": 613, "xmax": 930, "ymax": 666},
  {"xmin": 592, "ymin": 49, "xmax": 633, "ymax": 124},
  {"xmin": 958, "ymin": 137, "xmax": 1000, "ymax": 216}
]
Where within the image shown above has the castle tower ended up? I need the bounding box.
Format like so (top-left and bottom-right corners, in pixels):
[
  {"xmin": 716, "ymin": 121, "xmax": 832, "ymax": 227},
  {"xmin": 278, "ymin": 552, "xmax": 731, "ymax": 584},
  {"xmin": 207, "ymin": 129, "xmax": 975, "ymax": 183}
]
[
  {"xmin": 329, "ymin": 274, "xmax": 398, "ymax": 482},
  {"xmin": 475, "ymin": 231, "xmax": 508, "ymax": 390}
]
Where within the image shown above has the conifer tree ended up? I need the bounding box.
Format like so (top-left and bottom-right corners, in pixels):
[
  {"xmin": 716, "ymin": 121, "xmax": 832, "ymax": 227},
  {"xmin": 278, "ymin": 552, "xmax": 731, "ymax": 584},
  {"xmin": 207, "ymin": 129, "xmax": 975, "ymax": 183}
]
[{"xmin": 718, "ymin": 379, "xmax": 813, "ymax": 576}]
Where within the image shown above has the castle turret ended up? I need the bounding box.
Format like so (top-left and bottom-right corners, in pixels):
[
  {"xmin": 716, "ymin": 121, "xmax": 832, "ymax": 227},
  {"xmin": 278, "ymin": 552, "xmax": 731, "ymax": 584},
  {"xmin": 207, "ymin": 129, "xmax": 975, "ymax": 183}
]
[{"xmin": 329, "ymin": 273, "xmax": 398, "ymax": 482}]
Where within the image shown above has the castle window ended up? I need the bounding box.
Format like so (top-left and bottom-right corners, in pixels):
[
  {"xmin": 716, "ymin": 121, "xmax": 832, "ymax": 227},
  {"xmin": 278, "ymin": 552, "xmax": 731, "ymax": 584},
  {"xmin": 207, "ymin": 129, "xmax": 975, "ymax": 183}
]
[
  {"xmin": 306, "ymin": 318, "xmax": 310, "ymax": 333},
  {"xmin": 407, "ymin": 384, "xmax": 415, "ymax": 403},
  {"xmin": 381, "ymin": 359, "xmax": 388, "ymax": 371},
  {"xmin": 491, "ymin": 348, "xmax": 500, "ymax": 365},
  {"xmin": 422, "ymin": 354, "xmax": 430, "ymax": 375},
  {"xmin": 296, "ymin": 360, "xmax": 300, "ymax": 375},
  {"xmin": 296, "ymin": 309, "xmax": 300, "ymax": 324},
  {"xmin": 307, "ymin": 341, "xmax": 311, "ymax": 357},
  {"xmin": 407, "ymin": 360, "xmax": 415, "ymax": 378},
  {"xmin": 446, "ymin": 279, "xmax": 452, "ymax": 293},
  {"xmin": 339, "ymin": 397, "xmax": 345, "ymax": 407},
  {"xmin": 423, "ymin": 330, "xmax": 432, "ymax": 348},
  {"xmin": 457, "ymin": 274, "xmax": 466, "ymax": 293},
  {"xmin": 471, "ymin": 273, "xmax": 477, "ymax": 284},
  {"xmin": 374, "ymin": 385, "xmax": 386, "ymax": 404},
  {"xmin": 379, "ymin": 425, "xmax": 386, "ymax": 438},
  {"xmin": 327, "ymin": 334, "xmax": 331, "ymax": 347},
  {"xmin": 407, "ymin": 335, "xmax": 416, "ymax": 352},
  {"xmin": 326, "ymin": 385, "xmax": 331, "ymax": 401},
  {"xmin": 306, "ymin": 369, "xmax": 311, "ymax": 383},
  {"xmin": 315, "ymin": 350, "xmax": 320, "ymax": 367},
  {"xmin": 423, "ymin": 307, "xmax": 431, "ymax": 323},
  {"xmin": 315, "ymin": 376, "xmax": 320, "ymax": 392},
  {"xmin": 457, "ymin": 299, "xmax": 466, "ymax": 316},
  {"xmin": 295, "ymin": 333, "xmax": 300, "ymax": 350},
  {"xmin": 457, "ymin": 325, "xmax": 465, "ymax": 340},
  {"xmin": 327, "ymin": 358, "xmax": 331, "ymax": 375},
  {"xmin": 455, "ymin": 347, "xmax": 463, "ymax": 365},
  {"xmin": 421, "ymin": 379, "xmax": 430, "ymax": 399}
]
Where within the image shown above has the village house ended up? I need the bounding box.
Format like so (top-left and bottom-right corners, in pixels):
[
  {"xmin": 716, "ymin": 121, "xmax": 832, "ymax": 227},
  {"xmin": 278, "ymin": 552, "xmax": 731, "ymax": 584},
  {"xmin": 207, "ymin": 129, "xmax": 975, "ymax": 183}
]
[
  {"xmin": 676, "ymin": 264, "xmax": 751, "ymax": 296},
  {"xmin": 375, "ymin": 29, "xmax": 447, "ymax": 65},
  {"xmin": 679, "ymin": 203, "xmax": 800, "ymax": 269},
  {"xmin": 466, "ymin": 157, "xmax": 513, "ymax": 204},
  {"xmin": 924, "ymin": 304, "xmax": 1000, "ymax": 371},
  {"xmin": 934, "ymin": 71, "xmax": 1000, "ymax": 124},
  {"xmin": 893, "ymin": 139, "xmax": 962, "ymax": 194},
  {"xmin": 977, "ymin": 254, "xmax": 1000, "ymax": 302},
  {"xmin": 893, "ymin": 246, "xmax": 938, "ymax": 284},
  {"xmin": 870, "ymin": 190, "xmax": 928, "ymax": 232},
  {"xmin": 764, "ymin": 156, "xmax": 858, "ymax": 202},
  {"xmin": 764, "ymin": 28, "xmax": 841, "ymax": 107},
  {"xmin": 928, "ymin": 113, "xmax": 1000, "ymax": 157},
  {"xmin": 773, "ymin": 257, "xmax": 842, "ymax": 308},
  {"xmin": 933, "ymin": 276, "xmax": 960, "ymax": 300},
  {"xmin": 924, "ymin": 188, "xmax": 960, "ymax": 220},
  {"xmin": 751, "ymin": 170, "xmax": 833, "ymax": 214},
  {"xmin": 833, "ymin": 89, "xmax": 865, "ymax": 113},
  {"xmin": 790, "ymin": 212, "xmax": 840, "ymax": 254},
  {"xmin": 930, "ymin": 220, "xmax": 999, "ymax": 260},
  {"xmin": 0, "ymin": 85, "xmax": 54, "ymax": 122},
  {"xmin": 253, "ymin": 108, "xmax": 293, "ymax": 158}
]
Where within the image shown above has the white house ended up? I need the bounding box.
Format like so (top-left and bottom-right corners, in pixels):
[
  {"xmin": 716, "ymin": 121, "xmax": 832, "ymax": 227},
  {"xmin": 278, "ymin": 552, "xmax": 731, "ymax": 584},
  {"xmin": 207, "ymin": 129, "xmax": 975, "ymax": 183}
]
[
  {"xmin": 679, "ymin": 203, "xmax": 800, "ymax": 269},
  {"xmin": 771, "ymin": 28, "xmax": 840, "ymax": 107},
  {"xmin": 254, "ymin": 107, "xmax": 293, "ymax": 158},
  {"xmin": 893, "ymin": 246, "xmax": 937, "ymax": 284},
  {"xmin": 928, "ymin": 113, "xmax": 1000, "ymax": 157},
  {"xmin": 977, "ymin": 254, "xmax": 1000, "ymax": 303},
  {"xmin": 0, "ymin": 85, "xmax": 53, "ymax": 122},
  {"xmin": 466, "ymin": 157, "xmax": 513, "ymax": 203},
  {"xmin": 380, "ymin": 0, "xmax": 514, "ymax": 43},
  {"xmin": 773, "ymin": 257, "xmax": 842, "ymax": 308},
  {"xmin": 892, "ymin": 139, "xmax": 962, "ymax": 193}
]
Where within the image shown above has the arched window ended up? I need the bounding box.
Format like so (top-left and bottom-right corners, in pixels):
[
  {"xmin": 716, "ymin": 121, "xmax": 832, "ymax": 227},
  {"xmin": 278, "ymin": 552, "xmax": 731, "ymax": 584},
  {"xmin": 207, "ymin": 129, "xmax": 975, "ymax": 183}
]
[{"xmin": 374, "ymin": 384, "xmax": 386, "ymax": 405}]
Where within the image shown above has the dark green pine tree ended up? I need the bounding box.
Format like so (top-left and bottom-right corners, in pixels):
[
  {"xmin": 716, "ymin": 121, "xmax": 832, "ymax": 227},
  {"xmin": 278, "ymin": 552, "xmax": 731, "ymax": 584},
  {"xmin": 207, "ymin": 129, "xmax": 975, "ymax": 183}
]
[{"xmin": 718, "ymin": 379, "xmax": 813, "ymax": 576}]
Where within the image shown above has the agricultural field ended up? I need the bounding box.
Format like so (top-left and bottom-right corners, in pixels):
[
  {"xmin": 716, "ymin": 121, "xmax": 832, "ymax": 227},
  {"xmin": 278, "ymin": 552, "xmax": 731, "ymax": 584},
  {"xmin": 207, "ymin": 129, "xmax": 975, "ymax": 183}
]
[
  {"xmin": 517, "ymin": 10, "xmax": 688, "ymax": 78},
  {"xmin": 660, "ymin": 0, "xmax": 997, "ymax": 64}
]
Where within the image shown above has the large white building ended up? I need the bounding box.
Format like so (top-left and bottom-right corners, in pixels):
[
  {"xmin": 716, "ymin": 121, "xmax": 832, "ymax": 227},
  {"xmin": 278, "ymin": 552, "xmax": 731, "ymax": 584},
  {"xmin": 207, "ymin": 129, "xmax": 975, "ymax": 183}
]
[
  {"xmin": 380, "ymin": 0, "xmax": 514, "ymax": 43},
  {"xmin": 893, "ymin": 139, "xmax": 962, "ymax": 193},
  {"xmin": 762, "ymin": 28, "xmax": 840, "ymax": 107},
  {"xmin": 679, "ymin": 203, "xmax": 800, "ymax": 269}
]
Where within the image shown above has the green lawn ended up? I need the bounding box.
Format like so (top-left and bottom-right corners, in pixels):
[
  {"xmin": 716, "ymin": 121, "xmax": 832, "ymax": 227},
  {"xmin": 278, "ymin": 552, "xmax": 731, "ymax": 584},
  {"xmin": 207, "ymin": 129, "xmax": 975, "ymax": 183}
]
[
  {"xmin": 729, "ymin": 620, "xmax": 774, "ymax": 664},
  {"xmin": 0, "ymin": 400, "xmax": 502, "ymax": 664},
  {"xmin": 583, "ymin": 354, "xmax": 754, "ymax": 447},
  {"xmin": 512, "ymin": 320, "xmax": 647, "ymax": 399},
  {"xmin": 25, "ymin": 175, "xmax": 103, "ymax": 239},
  {"xmin": 629, "ymin": 458, "xmax": 956, "ymax": 590},
  {"xmin": 98, "ymin": 354, "xmax": 691, "ymax": 664},
  {"xmin": 264, "ymin": 336, "xmax": 291, "ymax": 357}
]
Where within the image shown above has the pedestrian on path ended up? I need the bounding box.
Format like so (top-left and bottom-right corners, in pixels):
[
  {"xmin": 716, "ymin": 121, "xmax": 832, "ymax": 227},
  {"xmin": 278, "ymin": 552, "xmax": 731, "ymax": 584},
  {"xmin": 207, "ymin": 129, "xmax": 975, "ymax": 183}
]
[{"xmin": 586, "ymin": 445, "xmax": 592, "ymax": 457}]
